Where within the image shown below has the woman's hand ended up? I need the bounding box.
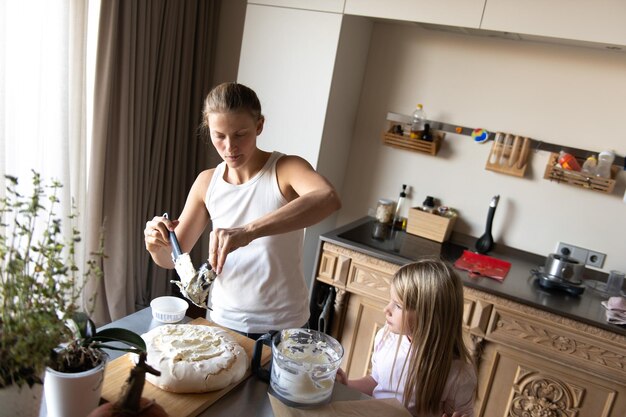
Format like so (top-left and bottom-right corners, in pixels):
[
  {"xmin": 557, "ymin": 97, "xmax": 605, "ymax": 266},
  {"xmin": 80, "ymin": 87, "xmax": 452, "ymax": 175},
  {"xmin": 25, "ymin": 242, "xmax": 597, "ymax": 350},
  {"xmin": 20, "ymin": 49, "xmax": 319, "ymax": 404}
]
[
  {"xmin": 209, "ymin": 226, "xmax": 253, "ymax": 274},
  {"xmin": 335, "ymin": 368, "xmax": 348, "ymax": 385},
  {"xmin": 144, "ymin": 215, "xmax": 178, "ymax": 254}
]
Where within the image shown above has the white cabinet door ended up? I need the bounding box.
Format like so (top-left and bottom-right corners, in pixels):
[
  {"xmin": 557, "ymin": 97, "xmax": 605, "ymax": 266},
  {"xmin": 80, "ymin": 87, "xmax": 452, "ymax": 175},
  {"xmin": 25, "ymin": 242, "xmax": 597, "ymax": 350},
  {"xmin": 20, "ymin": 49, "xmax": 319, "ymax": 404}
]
[
  {"xmin": 344, "ymin": 0, "xmax": 486, "ymax": 29},
  {"xmin": 248, "ymin": 0, "xmax": 345, "ymax": 13},
  {"xmin": 237, "ymin": 5, "xmax": 343, "ymax": 166},
  {"xmin": 481, "ymin": 0, "xmax": 626, "ymax": 47}
]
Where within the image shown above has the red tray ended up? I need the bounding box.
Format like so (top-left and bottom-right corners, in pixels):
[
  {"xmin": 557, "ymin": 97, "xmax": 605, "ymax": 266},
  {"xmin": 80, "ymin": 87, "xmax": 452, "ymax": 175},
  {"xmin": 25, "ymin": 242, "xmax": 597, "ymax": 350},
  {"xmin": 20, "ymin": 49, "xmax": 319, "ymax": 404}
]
[{"xmin": 453, "ymin": 250, "xmax": 511, "ymax": 281}]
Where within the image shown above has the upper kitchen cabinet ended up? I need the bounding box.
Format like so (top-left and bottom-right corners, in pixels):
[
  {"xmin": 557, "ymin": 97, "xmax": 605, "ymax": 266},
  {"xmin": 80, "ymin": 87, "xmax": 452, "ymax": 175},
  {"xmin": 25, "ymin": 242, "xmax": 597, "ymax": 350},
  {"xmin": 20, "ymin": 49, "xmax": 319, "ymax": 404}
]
[
  {"xmin": 248, "ymin": 0, "xmax": 345, "ymax": 13},
  {"xmin": 481, "ymin": 0, "xmax": 626, "ymax": 48},
  {"xmin": 344, "ymin": 0, "xmax": 487, "ymax": 29}
]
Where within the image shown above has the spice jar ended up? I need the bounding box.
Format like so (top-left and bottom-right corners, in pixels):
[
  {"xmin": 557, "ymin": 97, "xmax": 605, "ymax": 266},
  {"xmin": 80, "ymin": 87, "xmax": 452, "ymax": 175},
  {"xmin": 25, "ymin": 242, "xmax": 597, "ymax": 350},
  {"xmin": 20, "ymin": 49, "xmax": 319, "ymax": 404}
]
[{"xmin": 375, "ymin": 199, "xmax": 394, "ymax": 224}]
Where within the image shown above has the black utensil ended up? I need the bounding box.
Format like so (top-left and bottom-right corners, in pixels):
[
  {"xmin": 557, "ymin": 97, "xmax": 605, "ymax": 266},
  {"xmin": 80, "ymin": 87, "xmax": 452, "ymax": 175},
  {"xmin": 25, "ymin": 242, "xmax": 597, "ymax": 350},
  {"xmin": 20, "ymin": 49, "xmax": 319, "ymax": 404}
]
[
  {"xmin": 163, "ymin": 213, "xmax": 183, "ymax": 259},
  {"xmin": 475, "ymin": 195, "xmax": 499, "ymax": 254}
]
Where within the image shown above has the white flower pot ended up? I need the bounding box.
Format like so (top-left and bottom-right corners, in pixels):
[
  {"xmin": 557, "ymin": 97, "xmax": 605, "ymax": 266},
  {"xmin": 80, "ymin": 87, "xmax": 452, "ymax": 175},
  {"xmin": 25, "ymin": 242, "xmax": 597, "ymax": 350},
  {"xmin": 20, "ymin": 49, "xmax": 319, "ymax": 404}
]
[
  {"xmin": 44, "ymin": 362, "xmax": 106, "ymax": 417},
  {"xmin": 0, "ymin": 382, "xmax": 44, "ymax": 417}
]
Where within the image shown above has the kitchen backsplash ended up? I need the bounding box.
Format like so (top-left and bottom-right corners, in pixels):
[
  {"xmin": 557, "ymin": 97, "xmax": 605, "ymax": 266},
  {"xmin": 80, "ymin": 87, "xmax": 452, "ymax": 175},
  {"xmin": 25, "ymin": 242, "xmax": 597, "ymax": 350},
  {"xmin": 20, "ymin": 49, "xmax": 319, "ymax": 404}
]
[{"xmin": 336, "ymin": 22, "xmax": 626, "ymax": 273}]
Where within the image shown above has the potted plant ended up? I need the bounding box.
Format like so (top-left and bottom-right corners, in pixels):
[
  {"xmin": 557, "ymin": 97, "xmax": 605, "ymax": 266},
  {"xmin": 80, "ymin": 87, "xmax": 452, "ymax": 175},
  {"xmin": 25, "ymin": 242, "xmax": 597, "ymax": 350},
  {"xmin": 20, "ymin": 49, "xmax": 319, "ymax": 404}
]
[
  {"xmin": 0, "ymin": 172, "xmax": 145, "ymax": 417},
  {"xmin": 45, "ymin": 312, "xmax": 146, "ymax": 417}
]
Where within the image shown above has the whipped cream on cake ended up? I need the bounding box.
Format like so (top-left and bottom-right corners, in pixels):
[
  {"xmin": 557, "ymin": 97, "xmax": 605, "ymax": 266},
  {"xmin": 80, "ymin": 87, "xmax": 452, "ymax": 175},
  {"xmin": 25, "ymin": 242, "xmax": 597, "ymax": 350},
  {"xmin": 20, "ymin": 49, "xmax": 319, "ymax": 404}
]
[{"xmin": 140, "ymin": 324, "xmax": 247, "ymax": 393}]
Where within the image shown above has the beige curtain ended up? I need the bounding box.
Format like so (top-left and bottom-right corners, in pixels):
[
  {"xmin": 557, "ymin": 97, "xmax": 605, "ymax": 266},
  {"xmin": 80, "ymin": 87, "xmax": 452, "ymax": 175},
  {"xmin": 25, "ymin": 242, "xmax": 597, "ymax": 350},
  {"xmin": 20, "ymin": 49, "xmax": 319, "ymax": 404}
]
[{"xmin": 86, "ymin": 0, "xmax": 220, "ymax": 324}]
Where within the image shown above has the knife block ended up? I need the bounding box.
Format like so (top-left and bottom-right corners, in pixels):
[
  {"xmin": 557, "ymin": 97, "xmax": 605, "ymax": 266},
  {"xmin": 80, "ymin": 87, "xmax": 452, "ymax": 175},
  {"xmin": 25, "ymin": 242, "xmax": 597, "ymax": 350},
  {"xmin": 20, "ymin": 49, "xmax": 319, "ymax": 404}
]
[{"xmin": 485, "ymin": 134, "xmax": 531, "ymax": 177}]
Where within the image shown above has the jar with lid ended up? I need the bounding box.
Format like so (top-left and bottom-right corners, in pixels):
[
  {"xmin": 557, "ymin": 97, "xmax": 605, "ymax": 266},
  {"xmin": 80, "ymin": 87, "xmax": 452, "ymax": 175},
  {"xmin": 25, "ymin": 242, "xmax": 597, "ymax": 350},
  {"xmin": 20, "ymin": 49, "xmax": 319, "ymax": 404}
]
[
  {"xmin": 375, "ymin": 199, "xmax": 394, "ymax": 224},
  {"xmin": 422, "ymin": 196, "xmax": 436, "ymax": 213},
  {"xmin": 557, "ymin": 151, "xmax": 581, "ymax": 171},
  {"xmin": 581, "ymin": 155, "xmax": 597, "ymax": 176}
]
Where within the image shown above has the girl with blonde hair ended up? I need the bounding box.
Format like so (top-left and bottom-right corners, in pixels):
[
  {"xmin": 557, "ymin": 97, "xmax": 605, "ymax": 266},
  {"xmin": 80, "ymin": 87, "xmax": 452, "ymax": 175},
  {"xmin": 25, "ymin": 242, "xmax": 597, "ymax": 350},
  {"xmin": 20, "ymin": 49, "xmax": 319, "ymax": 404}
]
[{"xmin": 337, "ymin": 259, "xmax": 476, "ymax": 417}]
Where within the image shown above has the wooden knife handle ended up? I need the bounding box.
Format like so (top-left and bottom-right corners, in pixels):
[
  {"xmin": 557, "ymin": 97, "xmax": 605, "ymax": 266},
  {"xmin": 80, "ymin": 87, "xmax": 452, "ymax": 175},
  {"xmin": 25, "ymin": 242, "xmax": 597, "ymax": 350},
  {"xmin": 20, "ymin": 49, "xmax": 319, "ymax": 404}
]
[{"xmin": 516, "ymin": 137, "xmax": 531, "ymax": 169}]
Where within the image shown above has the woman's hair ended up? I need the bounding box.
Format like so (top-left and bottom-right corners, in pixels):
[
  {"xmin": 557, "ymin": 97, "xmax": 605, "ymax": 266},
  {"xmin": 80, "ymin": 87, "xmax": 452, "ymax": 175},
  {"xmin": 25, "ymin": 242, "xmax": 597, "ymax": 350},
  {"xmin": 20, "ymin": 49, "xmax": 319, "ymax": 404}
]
[
  {"xmin": 202, "ymin": 81, "xmax": 263, "ymax": 123},
  {"xmin": 392, "ymin": 258, "xmax": 472, "ymax": 416}
]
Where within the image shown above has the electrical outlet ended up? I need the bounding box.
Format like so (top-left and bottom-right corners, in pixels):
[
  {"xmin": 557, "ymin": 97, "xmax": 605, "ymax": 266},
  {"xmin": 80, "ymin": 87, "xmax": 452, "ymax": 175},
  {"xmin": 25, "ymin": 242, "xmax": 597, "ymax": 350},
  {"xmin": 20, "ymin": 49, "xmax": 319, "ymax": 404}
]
[
  {"xmin": 586, "ymin": 251, "xmax": 606, "ymax": 268},
  {"xmin": 556, "ymin": 242, "xmax": 606, "ymax": 268},
  {"xmin": 555, "ymin": 242, "xmax": 588, "ymax": 264}
]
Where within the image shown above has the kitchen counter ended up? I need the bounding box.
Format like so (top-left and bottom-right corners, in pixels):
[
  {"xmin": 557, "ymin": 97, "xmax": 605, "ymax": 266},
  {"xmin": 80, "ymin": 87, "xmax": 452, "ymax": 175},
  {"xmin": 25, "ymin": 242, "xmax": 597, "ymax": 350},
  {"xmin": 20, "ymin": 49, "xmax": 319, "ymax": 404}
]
[
  {"xmin": 319, "ymin": 216, "xmax": 625, "ymax": 337},
  {"xmin": 96, "ymin": 308, "xmax": 369, "ymax": 417}
]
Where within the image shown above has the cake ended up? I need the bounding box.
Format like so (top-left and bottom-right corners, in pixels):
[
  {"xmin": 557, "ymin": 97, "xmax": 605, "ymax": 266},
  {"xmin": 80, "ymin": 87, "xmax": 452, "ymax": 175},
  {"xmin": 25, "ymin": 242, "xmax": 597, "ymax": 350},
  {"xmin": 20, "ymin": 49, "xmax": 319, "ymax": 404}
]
[{"xmin": 140, "ymin": 324, "xmax": 248, "ymax": 393}]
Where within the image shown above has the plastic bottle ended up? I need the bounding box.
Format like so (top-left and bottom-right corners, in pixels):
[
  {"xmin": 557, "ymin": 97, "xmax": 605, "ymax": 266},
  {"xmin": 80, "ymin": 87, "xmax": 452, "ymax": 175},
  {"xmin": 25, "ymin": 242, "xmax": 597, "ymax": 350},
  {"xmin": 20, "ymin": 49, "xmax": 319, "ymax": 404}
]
[
  {"xmin": 410, "ymin": 104, "xmax": 427, "ymax": 139},
  {"xmin": 557, "ymin": 151, "xmax": 581, "ymax": 171},
  {"xmin": 596, "ymin": 150, "xmax": 615, "ymax": 178},
  {"xmin": 392, "ymin": 184, "xmax": 407, "ymax": 230},
  {"xmin": 581, "ymin": 155, "xmax": 597, "ymax": 176}
]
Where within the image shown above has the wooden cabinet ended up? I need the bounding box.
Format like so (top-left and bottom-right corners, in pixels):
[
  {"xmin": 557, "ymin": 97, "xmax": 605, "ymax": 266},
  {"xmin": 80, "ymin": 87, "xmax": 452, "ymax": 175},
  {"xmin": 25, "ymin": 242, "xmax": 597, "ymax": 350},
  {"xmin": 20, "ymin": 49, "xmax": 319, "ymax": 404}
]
[
  {"xmin": 344, "ymin": 0, "xmax": 486, "ymax": 29},
  {"xmin": 340, "ymin": 294, "xmax": 386, "ymax": 378},
  {"xmin": 314, "ymin": 242, "xmax": 626, "ymax": 417},
  {"xmin": 481, "ymin": 0, "xmax": 626, "ymax": 47}
]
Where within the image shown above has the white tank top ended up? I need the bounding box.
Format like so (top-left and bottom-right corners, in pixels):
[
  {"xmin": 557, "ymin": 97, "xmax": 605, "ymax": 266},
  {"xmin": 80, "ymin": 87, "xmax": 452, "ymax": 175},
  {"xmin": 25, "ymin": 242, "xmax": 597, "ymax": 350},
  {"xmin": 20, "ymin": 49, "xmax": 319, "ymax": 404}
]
[{"xmin": 205, "ymin": 151, "xmax": 310, "ymax": 333}]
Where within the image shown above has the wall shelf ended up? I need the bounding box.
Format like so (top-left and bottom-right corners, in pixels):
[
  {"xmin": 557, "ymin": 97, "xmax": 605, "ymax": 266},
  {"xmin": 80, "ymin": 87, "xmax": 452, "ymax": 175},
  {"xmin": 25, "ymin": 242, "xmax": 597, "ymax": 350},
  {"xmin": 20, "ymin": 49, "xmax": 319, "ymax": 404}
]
[
  {"xmin": 382, "ymin": 123, "xmax": 444, "ymax": 156},
  {"xmin": 543, "ymin": 152, "xmax": 619, "ymax": 194},
  {"xmin": 386, "ymin": 112, "xmax": 626, "ymax": 168}
]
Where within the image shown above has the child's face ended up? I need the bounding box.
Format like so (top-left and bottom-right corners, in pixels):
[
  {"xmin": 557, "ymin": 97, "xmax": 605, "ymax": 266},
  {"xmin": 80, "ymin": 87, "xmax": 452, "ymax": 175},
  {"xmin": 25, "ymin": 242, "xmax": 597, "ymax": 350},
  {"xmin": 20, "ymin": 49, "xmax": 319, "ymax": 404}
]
[
  {"xmin": 384, "ymin": 287, "xmax": 408, "ymax": 334},
  {"xmin": 208, "ymin": 111, "xmax": 263, "ymax": 168}
]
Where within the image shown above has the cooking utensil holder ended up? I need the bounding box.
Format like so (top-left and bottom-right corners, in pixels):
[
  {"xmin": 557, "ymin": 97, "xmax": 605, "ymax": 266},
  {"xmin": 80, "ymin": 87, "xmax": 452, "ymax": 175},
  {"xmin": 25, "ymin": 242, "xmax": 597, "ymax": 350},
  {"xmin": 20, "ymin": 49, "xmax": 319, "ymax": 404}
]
[{"xmin": 406, "ymin": 207, "xmax": 456, "ymax": 242}]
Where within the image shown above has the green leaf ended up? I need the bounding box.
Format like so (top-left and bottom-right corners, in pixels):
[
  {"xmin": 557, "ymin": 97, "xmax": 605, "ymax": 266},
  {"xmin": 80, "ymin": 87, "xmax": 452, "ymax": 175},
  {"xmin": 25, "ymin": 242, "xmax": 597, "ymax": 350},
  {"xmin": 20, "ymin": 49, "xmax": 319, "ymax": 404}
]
[{"xmin": 92, "ymin": 328, "xmax": 146, "ymax": 351}]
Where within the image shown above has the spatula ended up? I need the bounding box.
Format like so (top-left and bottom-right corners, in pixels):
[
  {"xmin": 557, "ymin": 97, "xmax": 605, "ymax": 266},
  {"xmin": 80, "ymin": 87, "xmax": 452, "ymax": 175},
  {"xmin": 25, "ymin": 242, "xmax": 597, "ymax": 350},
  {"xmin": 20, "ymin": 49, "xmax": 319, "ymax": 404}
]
[
  {"xmin": 163, "ymin": 213, "xmax": 216, "ymax": 309},
  {"xmin": 475, "ymin": 195, "xmax": 499, "ymax": 254}
]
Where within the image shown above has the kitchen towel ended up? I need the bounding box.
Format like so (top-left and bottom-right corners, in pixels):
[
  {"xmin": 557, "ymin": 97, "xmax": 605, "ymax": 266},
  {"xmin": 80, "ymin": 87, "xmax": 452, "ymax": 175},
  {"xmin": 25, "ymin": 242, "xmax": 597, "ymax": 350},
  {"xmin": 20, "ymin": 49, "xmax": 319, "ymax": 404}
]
[
  {"xmin": 268, "ymin": 393, "xmax": 411, "ymax": 417},
  {"xmin": 601, "ymin": 296, "xmax": 626, "ymax": 325},
  {"xmin": 453, "ymin": 250, "xmax": 512, "ymax": 281}
]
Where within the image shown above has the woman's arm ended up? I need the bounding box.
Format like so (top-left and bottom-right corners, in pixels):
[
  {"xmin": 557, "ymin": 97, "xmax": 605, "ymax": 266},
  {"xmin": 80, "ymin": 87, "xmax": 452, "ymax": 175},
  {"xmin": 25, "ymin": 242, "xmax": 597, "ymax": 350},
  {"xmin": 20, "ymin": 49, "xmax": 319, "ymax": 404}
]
[
  {"xmin": 209, "ymin": 155, "xmax": 341, "ymax": 273},
  {"xmin": 144, "ymin": 170, "xmax": 212, "ymax": 268}
]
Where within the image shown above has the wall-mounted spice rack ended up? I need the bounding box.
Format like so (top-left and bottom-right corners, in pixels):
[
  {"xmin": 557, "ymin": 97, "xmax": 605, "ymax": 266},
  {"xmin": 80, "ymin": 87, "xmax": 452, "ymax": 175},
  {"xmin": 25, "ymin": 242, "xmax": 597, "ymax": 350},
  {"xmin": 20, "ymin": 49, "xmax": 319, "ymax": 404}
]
[
  {"xmin": 382, "ymin": 120, "xmax": 444, "ymax": 155},
  {"xmin": 385, "ymin": 112, "xmax": 626, "ymax": 169},
  {"xmin": 543, "ymin": 152, "xmax": 619, "ymax": 194}
]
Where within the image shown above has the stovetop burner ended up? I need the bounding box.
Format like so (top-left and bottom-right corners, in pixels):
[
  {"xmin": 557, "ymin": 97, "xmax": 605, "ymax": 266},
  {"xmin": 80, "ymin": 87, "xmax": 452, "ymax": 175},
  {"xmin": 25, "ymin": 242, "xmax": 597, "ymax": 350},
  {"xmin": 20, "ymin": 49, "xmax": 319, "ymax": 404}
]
[{"xmin": 531, "ymin": 268, "xmax": 585, "ymax": 296}]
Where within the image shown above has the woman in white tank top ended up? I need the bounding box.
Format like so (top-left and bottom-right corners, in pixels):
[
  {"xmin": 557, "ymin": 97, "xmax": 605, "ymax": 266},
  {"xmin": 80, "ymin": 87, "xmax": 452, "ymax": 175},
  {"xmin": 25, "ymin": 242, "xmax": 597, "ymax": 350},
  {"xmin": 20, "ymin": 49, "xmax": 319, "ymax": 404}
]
[{"xmin": 143, "ymin": 82, "xmax": 341, "ymax": 334}]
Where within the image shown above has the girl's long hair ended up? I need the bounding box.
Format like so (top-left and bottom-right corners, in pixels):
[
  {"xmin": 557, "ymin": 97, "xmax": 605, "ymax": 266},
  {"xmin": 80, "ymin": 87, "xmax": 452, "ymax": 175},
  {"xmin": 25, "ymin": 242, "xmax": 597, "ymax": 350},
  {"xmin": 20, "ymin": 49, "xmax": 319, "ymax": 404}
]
[{"xmin": 393, "ymin": 259, "xmax": 472, "ymax": 416}]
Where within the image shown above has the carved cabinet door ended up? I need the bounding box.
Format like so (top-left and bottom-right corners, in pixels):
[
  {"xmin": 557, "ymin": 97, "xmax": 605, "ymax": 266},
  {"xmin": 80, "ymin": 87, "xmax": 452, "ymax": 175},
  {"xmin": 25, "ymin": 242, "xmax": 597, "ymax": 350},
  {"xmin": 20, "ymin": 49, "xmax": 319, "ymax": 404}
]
[
  {"xmin": 476, "ymin": 343, "xmax": 626, "ymax": 417},
  {"xmin": 339, "ymin": 294, "xmax": 387, "ymax": 379}
]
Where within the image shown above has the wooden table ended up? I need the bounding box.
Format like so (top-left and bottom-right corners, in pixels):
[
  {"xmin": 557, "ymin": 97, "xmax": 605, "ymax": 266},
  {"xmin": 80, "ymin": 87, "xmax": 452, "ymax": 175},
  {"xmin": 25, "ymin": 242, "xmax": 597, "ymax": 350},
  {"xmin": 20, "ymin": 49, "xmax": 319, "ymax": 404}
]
[{"xmin": 97, "ymin": 307, "xmax": 369, "ymax": 417}]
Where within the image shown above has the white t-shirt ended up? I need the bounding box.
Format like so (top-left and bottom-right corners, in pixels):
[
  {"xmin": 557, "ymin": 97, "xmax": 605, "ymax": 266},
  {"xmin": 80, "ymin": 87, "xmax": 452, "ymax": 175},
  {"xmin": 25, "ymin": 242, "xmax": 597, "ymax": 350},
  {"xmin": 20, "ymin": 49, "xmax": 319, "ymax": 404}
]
[
  {"xmin": 205, "ymin": 151, "xmax": 310, "ymax": 333},
  {"xmin": 371, "ymin": 326, "xmax": 476, "ymax": 417}
]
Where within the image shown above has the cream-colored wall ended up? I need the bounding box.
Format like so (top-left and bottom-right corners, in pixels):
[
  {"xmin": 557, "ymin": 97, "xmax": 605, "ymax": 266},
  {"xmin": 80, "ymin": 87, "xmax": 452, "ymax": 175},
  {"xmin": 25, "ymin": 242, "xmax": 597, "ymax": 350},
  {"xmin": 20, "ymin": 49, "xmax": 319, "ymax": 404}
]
[
  {"xmin": 212, "ymin": 0, "xmax": 247, "ymax": 86},
  {"xmin": 337, "ymin": 22, "xmax": 626, "ymax": 273}
]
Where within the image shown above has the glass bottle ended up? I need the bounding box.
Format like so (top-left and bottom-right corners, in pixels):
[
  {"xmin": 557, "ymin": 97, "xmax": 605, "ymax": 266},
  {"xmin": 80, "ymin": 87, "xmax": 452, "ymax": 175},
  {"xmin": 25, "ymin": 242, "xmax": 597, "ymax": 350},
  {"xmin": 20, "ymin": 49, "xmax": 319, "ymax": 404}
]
[{"xmin": 393, "ymin": 184, "xmax": 407, "ymax": 230}]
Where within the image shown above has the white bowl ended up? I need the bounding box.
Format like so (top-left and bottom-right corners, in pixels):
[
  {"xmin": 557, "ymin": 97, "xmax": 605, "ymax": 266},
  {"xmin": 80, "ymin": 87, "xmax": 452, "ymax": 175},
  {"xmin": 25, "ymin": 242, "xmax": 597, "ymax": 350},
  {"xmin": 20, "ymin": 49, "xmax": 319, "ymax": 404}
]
[{"xmin": 150, "ymin": 296, "xmax": 188, "ymax": 323}]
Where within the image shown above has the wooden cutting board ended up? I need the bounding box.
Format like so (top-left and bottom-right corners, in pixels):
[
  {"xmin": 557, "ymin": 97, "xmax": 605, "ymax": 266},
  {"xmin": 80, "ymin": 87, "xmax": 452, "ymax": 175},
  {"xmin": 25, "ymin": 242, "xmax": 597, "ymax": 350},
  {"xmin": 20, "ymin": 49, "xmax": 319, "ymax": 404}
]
[{"xmin": 100, "ymin": 318, "xmax": 271, "ymax": 417}]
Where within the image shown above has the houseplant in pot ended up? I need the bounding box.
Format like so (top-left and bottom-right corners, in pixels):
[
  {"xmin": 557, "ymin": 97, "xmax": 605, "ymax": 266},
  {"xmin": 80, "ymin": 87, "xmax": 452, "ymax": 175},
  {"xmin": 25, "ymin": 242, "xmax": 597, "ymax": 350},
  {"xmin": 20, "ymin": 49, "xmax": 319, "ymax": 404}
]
[
  {"xmin": 0, "ymin": 172, "xmax": 145, "ymax": 417},
  {"xmin": 45, "ymin": 311, "xmax": 146, "ymax": 417}
]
